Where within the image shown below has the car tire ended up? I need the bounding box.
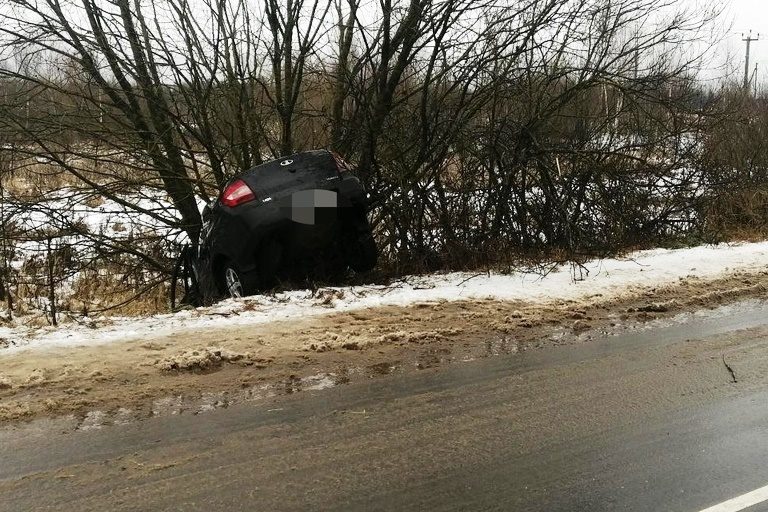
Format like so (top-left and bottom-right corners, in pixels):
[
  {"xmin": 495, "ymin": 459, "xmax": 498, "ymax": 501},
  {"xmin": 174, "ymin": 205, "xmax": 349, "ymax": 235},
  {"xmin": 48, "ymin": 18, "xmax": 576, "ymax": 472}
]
[
  {"xmin": 256, "ymin": 239, "xmax": 282, "ymax": 288},
  {"xmin": 346, "ymin": 231, "xmax": 378, "ymax": 273},
  {"xmin": 220, "ymin": 260, "xmax": 258, "ymax": 299},
  {"xmin": 323, "ymin": 247, "xmax": 349, "ymax": 281}
]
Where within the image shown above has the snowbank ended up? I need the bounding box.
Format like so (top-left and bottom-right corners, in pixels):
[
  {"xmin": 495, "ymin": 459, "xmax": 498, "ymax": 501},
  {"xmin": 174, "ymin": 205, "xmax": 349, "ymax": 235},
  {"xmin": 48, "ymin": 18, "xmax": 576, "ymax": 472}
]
[{"xmin": 1, "ymin": 241, "xmax": 767, "ymax": 355}]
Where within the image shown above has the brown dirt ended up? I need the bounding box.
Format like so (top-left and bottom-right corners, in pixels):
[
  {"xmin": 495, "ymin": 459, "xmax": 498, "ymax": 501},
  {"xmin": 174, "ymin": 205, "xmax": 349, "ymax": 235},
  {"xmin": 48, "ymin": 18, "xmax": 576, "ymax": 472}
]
[{"xmin": 1, "ymin": 269, "xmax": 767, "ymax": 425}]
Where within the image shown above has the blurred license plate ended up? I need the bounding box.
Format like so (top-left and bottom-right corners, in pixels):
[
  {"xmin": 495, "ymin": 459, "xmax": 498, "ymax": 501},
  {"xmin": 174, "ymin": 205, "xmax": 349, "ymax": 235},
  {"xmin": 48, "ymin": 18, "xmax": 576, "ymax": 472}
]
[{"xmin": 288, "ymin": 189, "xmax": 337, "ymax": 225}]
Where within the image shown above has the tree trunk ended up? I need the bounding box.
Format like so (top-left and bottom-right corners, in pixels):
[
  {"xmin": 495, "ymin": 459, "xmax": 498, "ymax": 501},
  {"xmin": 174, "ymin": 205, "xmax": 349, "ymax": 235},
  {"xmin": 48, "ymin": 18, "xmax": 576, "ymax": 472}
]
[{"xmin": 46, "ymin": 236, "xmax": 57, "ymax": 327}]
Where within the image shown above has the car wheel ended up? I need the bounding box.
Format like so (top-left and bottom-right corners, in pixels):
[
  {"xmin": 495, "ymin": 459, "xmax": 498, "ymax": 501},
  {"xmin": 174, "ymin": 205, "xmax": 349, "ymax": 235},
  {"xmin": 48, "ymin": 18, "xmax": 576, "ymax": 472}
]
[
  {"xmin": 322, "ymin": 247, "xmax": 349, "ymax": 282},
  {"xmin": 224, "ymin": 266, "xmax": 244, "ymax": 298},
  {"xmin": 219, "ymin": 260, "xmax": 258, "ymax": 299},
  {"xmin": 346, "ymin": 231, "xmax": 378, "ymax": 273}
]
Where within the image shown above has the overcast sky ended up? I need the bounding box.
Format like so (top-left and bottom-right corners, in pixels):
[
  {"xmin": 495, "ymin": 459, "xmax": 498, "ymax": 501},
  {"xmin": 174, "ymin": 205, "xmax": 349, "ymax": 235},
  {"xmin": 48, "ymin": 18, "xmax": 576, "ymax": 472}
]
[{"xmin": 715, "ymin": 0, "xmax": 768, "ymax": 87}]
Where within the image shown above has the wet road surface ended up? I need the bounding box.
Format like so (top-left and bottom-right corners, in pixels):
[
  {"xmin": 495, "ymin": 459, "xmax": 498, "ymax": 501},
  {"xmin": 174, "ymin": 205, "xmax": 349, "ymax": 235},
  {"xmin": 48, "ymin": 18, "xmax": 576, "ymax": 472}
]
[{"xmin": 4, "ymin": 301, "xmax": 768, "ymax": 511}]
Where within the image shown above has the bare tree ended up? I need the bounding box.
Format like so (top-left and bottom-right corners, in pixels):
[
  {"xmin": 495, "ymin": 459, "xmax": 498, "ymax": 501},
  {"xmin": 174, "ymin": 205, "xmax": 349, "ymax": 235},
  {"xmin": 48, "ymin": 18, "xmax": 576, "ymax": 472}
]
[
  {"xmin": 0, "ymin": 0, "xmax": 735, "ymax": 313},
  {"xmin": 261, "ymin": 0, "xmax": 333, "ymax": 156}
]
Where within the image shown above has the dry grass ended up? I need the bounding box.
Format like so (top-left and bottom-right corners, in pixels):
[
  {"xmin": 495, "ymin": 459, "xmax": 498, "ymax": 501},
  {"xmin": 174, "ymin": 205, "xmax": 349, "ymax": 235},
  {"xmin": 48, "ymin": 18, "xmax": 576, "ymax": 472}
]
[
  {"xmin": 63, "ymin": 271, "xmax": 171, "ymax": 317},
  {"xmin": 704, "ymin": 188, "xmax": 768, "ymax": 242}
]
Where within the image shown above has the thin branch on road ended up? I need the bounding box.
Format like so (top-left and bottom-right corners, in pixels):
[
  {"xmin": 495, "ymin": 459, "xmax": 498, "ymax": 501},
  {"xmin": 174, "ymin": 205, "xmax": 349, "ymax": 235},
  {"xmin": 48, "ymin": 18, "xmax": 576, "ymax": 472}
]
[{"xmin": 722, "ymin": 355, "xmax": 738, "ymax": 383}]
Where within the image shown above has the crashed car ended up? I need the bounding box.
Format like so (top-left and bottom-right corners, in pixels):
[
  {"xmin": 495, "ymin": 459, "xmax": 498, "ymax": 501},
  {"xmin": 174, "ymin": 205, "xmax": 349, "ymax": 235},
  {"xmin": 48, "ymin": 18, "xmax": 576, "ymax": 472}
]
[{"xmin": 191, "ymin": 150, "xmax": 377, "ymax": 301}]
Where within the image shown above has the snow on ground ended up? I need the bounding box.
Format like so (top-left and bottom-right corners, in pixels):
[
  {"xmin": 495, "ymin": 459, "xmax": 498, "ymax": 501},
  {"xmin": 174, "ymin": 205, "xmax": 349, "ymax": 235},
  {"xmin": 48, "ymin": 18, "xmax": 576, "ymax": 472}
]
[{"xmin": 1, "ymin": 241, "xmax": 767, "ymax": 355}]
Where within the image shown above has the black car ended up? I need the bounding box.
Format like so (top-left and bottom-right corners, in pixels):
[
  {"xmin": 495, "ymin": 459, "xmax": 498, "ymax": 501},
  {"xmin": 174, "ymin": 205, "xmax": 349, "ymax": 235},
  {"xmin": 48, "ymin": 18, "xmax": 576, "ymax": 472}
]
[{"xmin": 192, "ymin": 150, "xmax": 377, "ymax": 300}]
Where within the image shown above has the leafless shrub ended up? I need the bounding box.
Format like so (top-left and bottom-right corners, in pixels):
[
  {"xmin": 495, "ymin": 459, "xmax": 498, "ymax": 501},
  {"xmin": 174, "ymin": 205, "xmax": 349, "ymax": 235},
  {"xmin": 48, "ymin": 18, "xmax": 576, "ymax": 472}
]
[{"xmin": 0, "ymin": 0, "xmax": 748, "ymax": 315}]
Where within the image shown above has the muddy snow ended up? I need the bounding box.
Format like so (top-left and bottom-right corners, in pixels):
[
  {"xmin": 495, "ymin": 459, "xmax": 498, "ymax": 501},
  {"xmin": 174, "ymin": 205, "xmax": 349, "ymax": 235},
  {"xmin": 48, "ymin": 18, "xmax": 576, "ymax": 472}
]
[
  {"xmin": 0, "ymin": 241, "xmax": 768, "ymax": 424},
  {"xmin": 2, "ymin": 241, "xmax": 768, "ymax": 354}
]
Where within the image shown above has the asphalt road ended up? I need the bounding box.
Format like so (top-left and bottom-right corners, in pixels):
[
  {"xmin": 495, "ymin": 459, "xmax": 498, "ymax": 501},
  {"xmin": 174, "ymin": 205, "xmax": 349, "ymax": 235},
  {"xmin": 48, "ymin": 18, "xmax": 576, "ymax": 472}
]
[{"xmin": 5, "ymin": 301, "xmax": 768, "ymax": 511}]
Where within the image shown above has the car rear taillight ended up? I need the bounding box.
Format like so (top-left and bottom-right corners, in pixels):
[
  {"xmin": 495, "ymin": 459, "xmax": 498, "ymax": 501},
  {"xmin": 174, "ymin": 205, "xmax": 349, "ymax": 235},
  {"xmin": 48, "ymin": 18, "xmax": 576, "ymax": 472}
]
[
  {"xmin": 331, "ymin": 151, "xmax": 351, "ymax": 173},
  {"xmin": 221, "ymin": 179, "xmax": 256, "ymax": 207}
]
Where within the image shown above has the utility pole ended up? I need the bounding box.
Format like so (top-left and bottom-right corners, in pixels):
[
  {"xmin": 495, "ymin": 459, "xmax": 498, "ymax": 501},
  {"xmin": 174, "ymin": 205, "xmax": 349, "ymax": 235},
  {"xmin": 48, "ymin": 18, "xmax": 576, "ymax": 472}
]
[{"xmin": 743, "ymin": 31, "xmax": 760, "ymax": 91}]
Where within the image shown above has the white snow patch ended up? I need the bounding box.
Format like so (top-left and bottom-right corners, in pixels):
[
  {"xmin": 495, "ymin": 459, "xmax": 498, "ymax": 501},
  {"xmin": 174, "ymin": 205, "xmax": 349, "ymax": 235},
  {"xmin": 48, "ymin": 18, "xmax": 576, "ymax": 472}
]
[
  {"xmin": 302, "ymin": 374, "xmax": 337, "ymax": 391},
  {"xmin": 1, "ymin": 241, "xmax": 767, "ymax": 355}
]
